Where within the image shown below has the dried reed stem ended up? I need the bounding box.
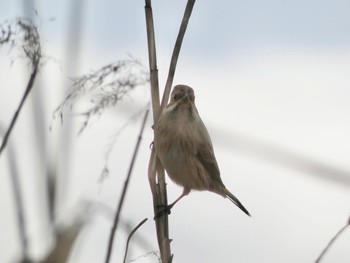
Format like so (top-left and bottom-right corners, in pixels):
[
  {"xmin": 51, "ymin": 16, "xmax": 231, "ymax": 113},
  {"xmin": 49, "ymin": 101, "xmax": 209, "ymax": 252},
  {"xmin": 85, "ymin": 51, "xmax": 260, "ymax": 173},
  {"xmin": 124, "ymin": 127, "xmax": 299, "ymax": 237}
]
[
  {"xmin": 145, "ymin": 1, "xmax": 196, "ymax": 262},
  {"xmin": 105, "ymin": 109, "xmax": 149, "ymax": 263}
]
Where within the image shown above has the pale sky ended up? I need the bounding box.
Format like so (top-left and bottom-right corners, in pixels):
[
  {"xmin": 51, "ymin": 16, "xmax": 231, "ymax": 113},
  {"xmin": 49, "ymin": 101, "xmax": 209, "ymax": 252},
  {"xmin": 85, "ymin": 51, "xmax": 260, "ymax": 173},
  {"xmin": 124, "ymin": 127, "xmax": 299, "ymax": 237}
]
[{"xmin": 1, "ymin": 1, "xmax": 350, "ymax": 263}]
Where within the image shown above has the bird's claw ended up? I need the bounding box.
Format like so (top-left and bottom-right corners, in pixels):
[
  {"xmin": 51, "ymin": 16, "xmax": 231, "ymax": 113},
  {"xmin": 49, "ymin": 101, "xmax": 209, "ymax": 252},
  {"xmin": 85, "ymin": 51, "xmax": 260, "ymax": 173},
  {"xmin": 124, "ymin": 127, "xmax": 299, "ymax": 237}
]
[{"xmin": 154, "ymin": 204, "xmax": 172, "ymax": 219}]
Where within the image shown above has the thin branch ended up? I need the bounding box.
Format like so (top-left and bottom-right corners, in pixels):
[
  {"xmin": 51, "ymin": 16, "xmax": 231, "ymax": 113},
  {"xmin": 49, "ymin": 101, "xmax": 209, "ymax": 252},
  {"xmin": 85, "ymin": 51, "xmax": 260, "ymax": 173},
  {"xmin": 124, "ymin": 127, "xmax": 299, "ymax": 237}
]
[
  {"xmin": 145, "ymin": 0, "xmax": 161, "ymax": 121},
  {"xmin": 144, "ymin": 0, "xmax": 160, "ymax": 212},
  {"xmin": 98, "ymin": 105, "xmax": 149, "ymax": 185},
  {"xmin": 129, "ymin": 251, "xmax": 161, "ymax": 263},
  {"xmin": 0, "ymin": 19, "xmax": 41, "ymax": 157},
  {"xmin": 123, "ymin": 218, "xmax": 148, "ymax": 263},
  {"xmin": 145, "ymin": 1, "xmax": 196, "ymax": 263},
  {"xmin": 160, "ymin": 0, "xmax": 196, "ymax": 111},
  {"xmin": 83, "ymin": 200, "xmax": 154, "ymax": 251},
  {"xmin": 315, "ymin": 216, "xmax": 350, "ymax": 263},
  {"xmin": 0, "ymin": 65, "xmax": 38, "ymax": 156},
  {"xmin": 0, "ymin": 18, "xmax": 41, "ymax": 262},
  {"xmin": 144, "ymin": 1, "xmax": 173, "ymax": 262},
  {"xmin": 52, "ymin": 59, "xmax": 148, "ymax": 134},
  {"xmin": 104, "ymin": 108, "xmax": 149, "ymax": 263}
]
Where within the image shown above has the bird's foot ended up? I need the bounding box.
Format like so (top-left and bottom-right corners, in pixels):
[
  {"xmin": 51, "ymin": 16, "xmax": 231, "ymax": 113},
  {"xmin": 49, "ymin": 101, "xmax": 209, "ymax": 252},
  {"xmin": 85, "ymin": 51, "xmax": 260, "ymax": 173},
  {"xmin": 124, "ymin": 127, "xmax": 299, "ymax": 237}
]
[{"xmin": 154, "ymin": 204, "xmax": 173, "ymax": 219}]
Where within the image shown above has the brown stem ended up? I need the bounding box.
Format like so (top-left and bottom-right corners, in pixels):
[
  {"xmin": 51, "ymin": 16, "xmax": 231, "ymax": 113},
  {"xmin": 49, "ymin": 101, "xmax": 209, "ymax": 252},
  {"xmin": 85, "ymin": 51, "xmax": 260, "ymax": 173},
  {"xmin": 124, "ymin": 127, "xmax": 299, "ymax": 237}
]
[
  {"xmin": 145, "ymin": 1, "xmax": 196, "ymax": 263},
  {"xmin": 160, "ymin": 0, "xmax": 196, "ymax": 111},
  {"xmin": 145, "ymin": 1, "xmax": 173, "ymax": 262},
  {"xmin": 0, "ymin": 62, "xmax": 39, "ymax": 156},
  {"xmin": 104, "ymin": 109, "xmax": 149, "ymax": 263},
  {"xmin": 315, "ymin": 219, "xmax": 350, "ymax": 263},
  {"xmin": 123, "ymin": 218, "xmax": 148, "ymax": 263}
]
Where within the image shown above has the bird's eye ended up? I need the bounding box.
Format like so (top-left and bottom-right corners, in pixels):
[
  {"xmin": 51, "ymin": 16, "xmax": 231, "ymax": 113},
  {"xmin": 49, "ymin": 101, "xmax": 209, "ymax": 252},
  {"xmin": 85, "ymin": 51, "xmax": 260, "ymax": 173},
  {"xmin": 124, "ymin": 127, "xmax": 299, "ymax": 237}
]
[{"xmin": 173, "ymin": 93, "xmax": 183, "ymax": 101}]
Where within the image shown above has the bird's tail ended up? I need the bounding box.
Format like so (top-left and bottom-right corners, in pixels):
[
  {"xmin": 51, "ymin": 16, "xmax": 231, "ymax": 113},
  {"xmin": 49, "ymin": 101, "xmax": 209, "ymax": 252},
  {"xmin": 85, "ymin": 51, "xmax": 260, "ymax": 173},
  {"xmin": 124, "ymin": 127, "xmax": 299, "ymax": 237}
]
[{"xmin": 225, "ymin": 189, "xmax": 251, "ymax": 217}]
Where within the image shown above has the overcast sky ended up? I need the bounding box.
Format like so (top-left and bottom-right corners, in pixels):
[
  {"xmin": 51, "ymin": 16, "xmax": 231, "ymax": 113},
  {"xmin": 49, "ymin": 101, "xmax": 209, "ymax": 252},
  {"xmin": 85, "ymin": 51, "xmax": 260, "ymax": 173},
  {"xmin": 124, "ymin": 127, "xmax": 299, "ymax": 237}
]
[{"xmin": 1, "ymin": 1, "xmax": 350, "ymax": 263}]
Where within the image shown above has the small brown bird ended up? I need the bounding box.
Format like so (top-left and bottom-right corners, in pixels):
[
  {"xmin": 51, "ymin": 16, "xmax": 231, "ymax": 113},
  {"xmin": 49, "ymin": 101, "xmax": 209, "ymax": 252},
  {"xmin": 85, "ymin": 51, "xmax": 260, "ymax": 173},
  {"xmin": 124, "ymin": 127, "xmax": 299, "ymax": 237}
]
[{"xmin": 154, "ymin": 84, "xmax": 250, "ymax": 216}]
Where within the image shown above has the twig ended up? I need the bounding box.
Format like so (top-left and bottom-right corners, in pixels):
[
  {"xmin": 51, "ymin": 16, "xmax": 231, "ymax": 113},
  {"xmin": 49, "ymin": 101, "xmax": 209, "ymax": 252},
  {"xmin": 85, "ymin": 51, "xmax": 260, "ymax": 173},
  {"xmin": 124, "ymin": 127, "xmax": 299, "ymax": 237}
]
[
  {"xmin": 144, "ymin": 1, "xmax": 173, "ymax": 262},
  {"xmin": 315, "ymin": 216, "xmax": 350, "ymax": 263},
  {"xmin": 160, "ymin": 0, "xmax": 196, "ymax": 110},
  {"xmin": 129, "ymin": 251, "xmax": 161, "ymax": 262},
  {"xmin": 98, "ymin": 105, "xmax": 148, "ymax": 185},
  {"xmin": 144, "ymin": 0, "xmax": 161, "ymax": 120},
  {"xmin": 0, "ymin": 18, "xmax": 41, "ymax": 262},
  {"xmin": 123, "ymin": 218, "xmax": 148, "ymax": 263},
  {"xmin": 52, "ymin": 59, "xmax": 148, "ymax": 134},
  {"xmin": 0, "ymin": 65, "xmax": 38, "ymax": 156},
  {"xmin": 145, "ymin": 1, "xmax": 196, "ymax": 263},
  {"xmin": 0, "ymin": 19, "xmax": 41, "ymax": 157},
  {"xmin": 104, "ymin": 108, "xmax": 149, "ymax": 263}
]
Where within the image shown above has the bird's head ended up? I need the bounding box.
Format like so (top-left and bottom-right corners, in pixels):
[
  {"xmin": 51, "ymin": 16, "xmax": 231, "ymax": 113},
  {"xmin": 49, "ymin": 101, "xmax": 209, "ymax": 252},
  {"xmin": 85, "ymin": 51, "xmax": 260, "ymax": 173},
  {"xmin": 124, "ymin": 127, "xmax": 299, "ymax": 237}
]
[
  {"xmin": 164, "ymin": 85, "xmax": 198, "ymax": 121},
  {"xmin": 169, "ymin": 85, "xmax": 195, "ymax": 105}
]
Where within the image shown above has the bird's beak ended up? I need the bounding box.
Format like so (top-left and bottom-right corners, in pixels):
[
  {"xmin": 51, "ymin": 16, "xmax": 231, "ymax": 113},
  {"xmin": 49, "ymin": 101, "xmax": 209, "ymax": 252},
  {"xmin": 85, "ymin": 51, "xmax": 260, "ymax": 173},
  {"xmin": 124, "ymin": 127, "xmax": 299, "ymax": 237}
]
[
  {"xmin": 181, "ymin": 93, "xmax": 189, "ymax": 101},
  {"xmin": 167, "ymin": 92, "xmax": 190, "ymax": 110}
]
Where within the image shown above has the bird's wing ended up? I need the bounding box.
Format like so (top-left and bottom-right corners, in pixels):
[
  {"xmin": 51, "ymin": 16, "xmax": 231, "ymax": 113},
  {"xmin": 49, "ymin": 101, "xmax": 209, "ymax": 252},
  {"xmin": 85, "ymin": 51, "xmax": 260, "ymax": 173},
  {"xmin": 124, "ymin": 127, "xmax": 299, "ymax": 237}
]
[{"xmin": 196, "ymin": 143, "xmax": 224, "ymax": 186}]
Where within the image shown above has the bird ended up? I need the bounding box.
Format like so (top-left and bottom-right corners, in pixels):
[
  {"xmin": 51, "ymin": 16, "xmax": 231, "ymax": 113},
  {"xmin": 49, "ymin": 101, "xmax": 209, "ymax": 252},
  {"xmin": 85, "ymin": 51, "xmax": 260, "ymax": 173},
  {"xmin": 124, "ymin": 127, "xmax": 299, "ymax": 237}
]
[{"xmin": 154, "ymin": 84, "xmax": 250, "ymax": 216}]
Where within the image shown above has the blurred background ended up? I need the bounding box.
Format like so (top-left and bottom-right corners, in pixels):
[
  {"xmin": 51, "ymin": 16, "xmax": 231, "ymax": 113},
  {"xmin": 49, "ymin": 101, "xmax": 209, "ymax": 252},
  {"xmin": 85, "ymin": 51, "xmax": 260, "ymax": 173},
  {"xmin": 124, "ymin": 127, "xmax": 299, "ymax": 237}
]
[{"xmin": 1, "ymin": 0, "xmax": 350, "ymax": 262}]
